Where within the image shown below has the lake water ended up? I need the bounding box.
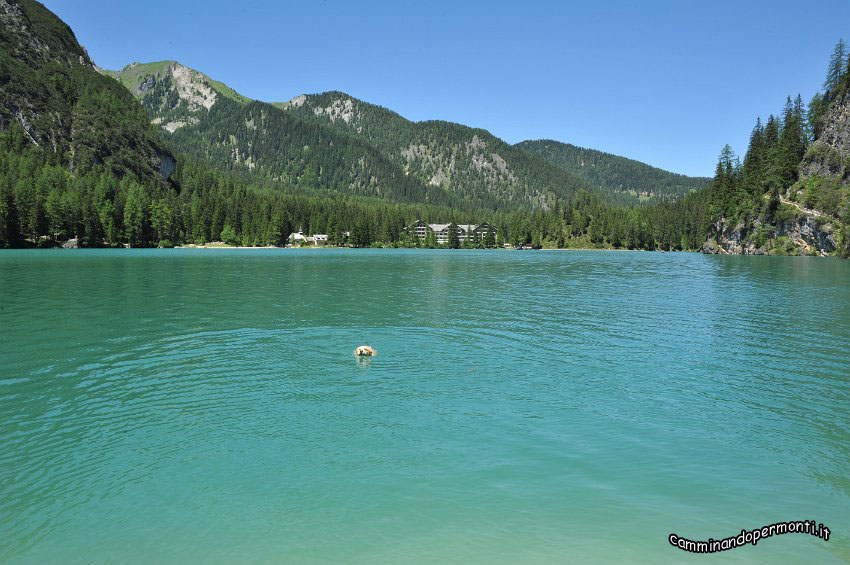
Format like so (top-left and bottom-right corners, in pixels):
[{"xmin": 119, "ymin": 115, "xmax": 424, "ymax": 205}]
[{"xmin": 1, "ymin": 249, "xmax": 849, "ymax": 563}]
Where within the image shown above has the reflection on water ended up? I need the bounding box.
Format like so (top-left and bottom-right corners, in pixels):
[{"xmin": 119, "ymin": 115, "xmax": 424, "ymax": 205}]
[{"xmin": 1, "ymin": 249, "xmax": 849, "ymax": 563}]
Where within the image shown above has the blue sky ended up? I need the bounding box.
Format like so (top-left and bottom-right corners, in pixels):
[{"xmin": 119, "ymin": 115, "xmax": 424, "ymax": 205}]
[{"xmin": 43, "ymin": 0, "xmax": 850, "ymax": 177}]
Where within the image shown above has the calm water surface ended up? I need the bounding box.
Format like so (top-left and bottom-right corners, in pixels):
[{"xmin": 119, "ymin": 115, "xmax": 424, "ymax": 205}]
[{"xmin": 1, "ymin": 249, "xmax": 849, "ymax": 563}]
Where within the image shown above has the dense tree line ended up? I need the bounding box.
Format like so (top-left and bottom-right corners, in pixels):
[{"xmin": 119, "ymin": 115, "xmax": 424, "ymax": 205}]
[
  {"xmin": 515, "ymin": 140, "xmax": 710, "ymax": 200},
  {"xmin": 709, "ymin": 95, "xmax": 808, "ymax": 222},
  {"xmin": 1, "ymin": 120, "xmax": 713, "ymax": 251}
]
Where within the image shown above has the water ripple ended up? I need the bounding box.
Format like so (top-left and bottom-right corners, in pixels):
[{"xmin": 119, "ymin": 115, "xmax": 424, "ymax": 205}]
[{"xmin": 1, "ymin": 249, "xmax": 849, "ymax": 563}]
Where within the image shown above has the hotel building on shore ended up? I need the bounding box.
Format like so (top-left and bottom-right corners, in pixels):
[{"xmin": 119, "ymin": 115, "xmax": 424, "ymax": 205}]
[{"xmin": 407, "ymin": 221, "xmax": 496, "ymax": 244}]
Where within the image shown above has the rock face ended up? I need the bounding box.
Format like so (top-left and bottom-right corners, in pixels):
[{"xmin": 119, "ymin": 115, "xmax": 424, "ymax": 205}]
[
  {"xmin": 170, "ymin": 64, "xmax": 218, "ymax": 111},
  {"xmin": 110, "ymin": 62, "xmax": 222, "ymax": 132},
  {"xmin": 703, "ymin": 215, "xmax": 837, "ymax": 257},
  {"xmin": 802, "ymin": 89, "xmax": 850, "ymax": 182}
]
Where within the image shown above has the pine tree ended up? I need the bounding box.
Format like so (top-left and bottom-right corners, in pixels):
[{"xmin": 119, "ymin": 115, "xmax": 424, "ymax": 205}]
[
  {"xmin": 0, "ymin": 176, "xmax": 19, "ymax": 246},
  {"xmin": 425, "ymin": 228, "xmax": 437, "ymax": 248},
  {"xmin": 711, "ymin": 145, "xmax": 743, "ymax": 219},
  {"xmin": 447, "ymin": 223, "xmax": 460, "ymax": 249},
  {"xmin": 45, "ymin": 186, "xmax": 66, "ymax": 240},
  {"xmin": 776, "ymin": 95, "xmax": 806, "ymax": 187},
  {"xmin": 741, "ymin": 118, "xmax": 765, "ymax": 199},
  {"xmin": 350, "ymin": 217, "xmax": 372, "ymax": 247},
  {"xmin": 123, "ymin": 184, "xmax": 146, "ymax": 247},
  {"xmin": 808, "ymin": 92, "xmax": 826, "ymax": 140},
  {"xmin": 762, "ymin": 115, "xmax": 784, "ymax": 197},
  {"xmin": 824, "ymin": 39, "xmax": 847, "ymax": 96},
  {"xmin": 484, "ymin": 225, "xmax": 496, "ymax": 248}
]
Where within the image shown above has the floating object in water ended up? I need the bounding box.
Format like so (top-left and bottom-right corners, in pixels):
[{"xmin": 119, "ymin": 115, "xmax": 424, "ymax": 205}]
[{"xmin": 354, "ymin": 345, "xmax": 376, "ymax": 357}]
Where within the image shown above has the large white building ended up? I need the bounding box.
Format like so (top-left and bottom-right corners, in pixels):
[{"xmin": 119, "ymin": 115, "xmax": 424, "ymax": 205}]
[{"xmin": 408, "ymin": 221, "xmax": 495, "ymax": 244}]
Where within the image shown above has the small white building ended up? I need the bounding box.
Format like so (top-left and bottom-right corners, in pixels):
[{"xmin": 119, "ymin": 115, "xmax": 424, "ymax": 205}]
[{"xmin": 313, "ymin": 234, "xmax": 329, "ymax": 246}]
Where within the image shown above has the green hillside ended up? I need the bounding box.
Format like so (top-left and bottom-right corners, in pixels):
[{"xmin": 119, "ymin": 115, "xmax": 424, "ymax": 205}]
[
  {"xmin": 281, "ymin": 91, "xmax": 594, "ymax": 207},
  {"xmin": 106, "ymin": 61, "xmax": 712, "ymax": 210},
  {"xmin": 103, "ymin": 64, "xmax": 476, "ymax": 207},
  {"xmin": 106, "ymin": 64, "xmax": 602, "ymax": 209},
  {"xmin": 515, "ymin": 140, "xmax": 710, "ymax": 200}
]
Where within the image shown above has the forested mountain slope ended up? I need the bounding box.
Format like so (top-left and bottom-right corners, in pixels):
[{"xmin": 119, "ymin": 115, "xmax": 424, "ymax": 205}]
[
  {"xmin": 514, "ymin": 140, "xmax": 710, "ymax": 200},
  {"xmin": 106, "ymin": 66, "xmax": 601, "ymax": 209},
  {"xmin": 280, "ymin": 91, "xmax": 594, "ymax": 208},
  {"xmin": 0, "ymin": 0, "xmax": 173, "ymax": 181},
  {"xmin": 107, "ymin": 61, "xmax": 714, "ymax": 210},
  {"xmin": 104, "ymin": 63, "xmax": 461, "ymax": 207}
]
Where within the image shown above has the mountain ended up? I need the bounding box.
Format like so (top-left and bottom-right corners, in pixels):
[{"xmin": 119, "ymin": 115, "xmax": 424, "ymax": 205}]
[
  {"xmin": 514, "ymin": 140, "xmax": 710, "ymax": 200},
  {"xmin": 104, "ymin": 66, "xmax": 603, "ymax": 210},
  {"xmin": 1, "ymin": 1, "xmax": 704, "ymax": 252},
  {"xmin": 278, "ymin": 91, "xmax": 594, "ymax": 208},
  {"xmin": 0, "ymin": 0, "xmax": 173, "ymax": 181},
  {"xmin": 8, "ymin": 1, "xmax": 842, "ymax": 256},
  {"xmin": 106, "ymin": 61, "xmax": 713, "ymax": 211},
  {"xmin": 103, "ymin": 62, "xmax": 475, "ymax": 208}
]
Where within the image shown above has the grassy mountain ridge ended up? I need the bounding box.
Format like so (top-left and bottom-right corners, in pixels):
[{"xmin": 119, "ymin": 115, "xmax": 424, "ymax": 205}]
[
  {"xmin": 515, "ymin": 140, "xmax": 711, "ymax": 200},
  {"xmin": 103, "ymin": 63, "xmax": 483, "ymax": 208},
  {"xmin": 103, "ymin": 61, "xmax": 251, "ymax": 105}
]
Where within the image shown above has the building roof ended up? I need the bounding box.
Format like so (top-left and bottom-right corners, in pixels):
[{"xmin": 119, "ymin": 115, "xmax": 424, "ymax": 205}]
[{"xmin": 409, "ymin": 222, "xmax": 493, "ymax": 234}]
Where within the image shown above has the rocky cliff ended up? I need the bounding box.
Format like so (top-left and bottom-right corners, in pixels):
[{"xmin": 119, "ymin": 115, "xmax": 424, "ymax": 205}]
[
  {"xmin": 802, "ymin": 88, "xmax": 850, "ymax": 183},
  {"xmin": 703, "ymin": 211, "xmax": 838, "ymax": 257}
]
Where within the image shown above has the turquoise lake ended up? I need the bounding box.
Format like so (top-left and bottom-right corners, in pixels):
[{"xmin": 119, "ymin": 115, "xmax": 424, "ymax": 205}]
[{"xmin": 1, "ymin": 249, "xmax": 849, "ymax": 563}]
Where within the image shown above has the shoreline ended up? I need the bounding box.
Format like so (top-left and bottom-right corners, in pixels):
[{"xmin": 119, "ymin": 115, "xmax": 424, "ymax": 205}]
[
  {"xmin": 2, "ymin": 243, "xmax": 705, "ymax": 253},
  {"xmin": 174, "ymin": 244, "xmax": 690, "ymax": 253}
]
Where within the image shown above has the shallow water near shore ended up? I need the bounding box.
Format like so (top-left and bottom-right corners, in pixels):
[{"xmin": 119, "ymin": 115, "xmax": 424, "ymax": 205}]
[{"xmin": 1, "ymin": 248, "xmax": 849, "ymax": 563}]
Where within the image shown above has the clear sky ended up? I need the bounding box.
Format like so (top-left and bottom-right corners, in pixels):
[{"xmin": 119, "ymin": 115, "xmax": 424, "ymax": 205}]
[{"xmin": 42, "ymin": 0, "xmax": 850, "ymax": 177}]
